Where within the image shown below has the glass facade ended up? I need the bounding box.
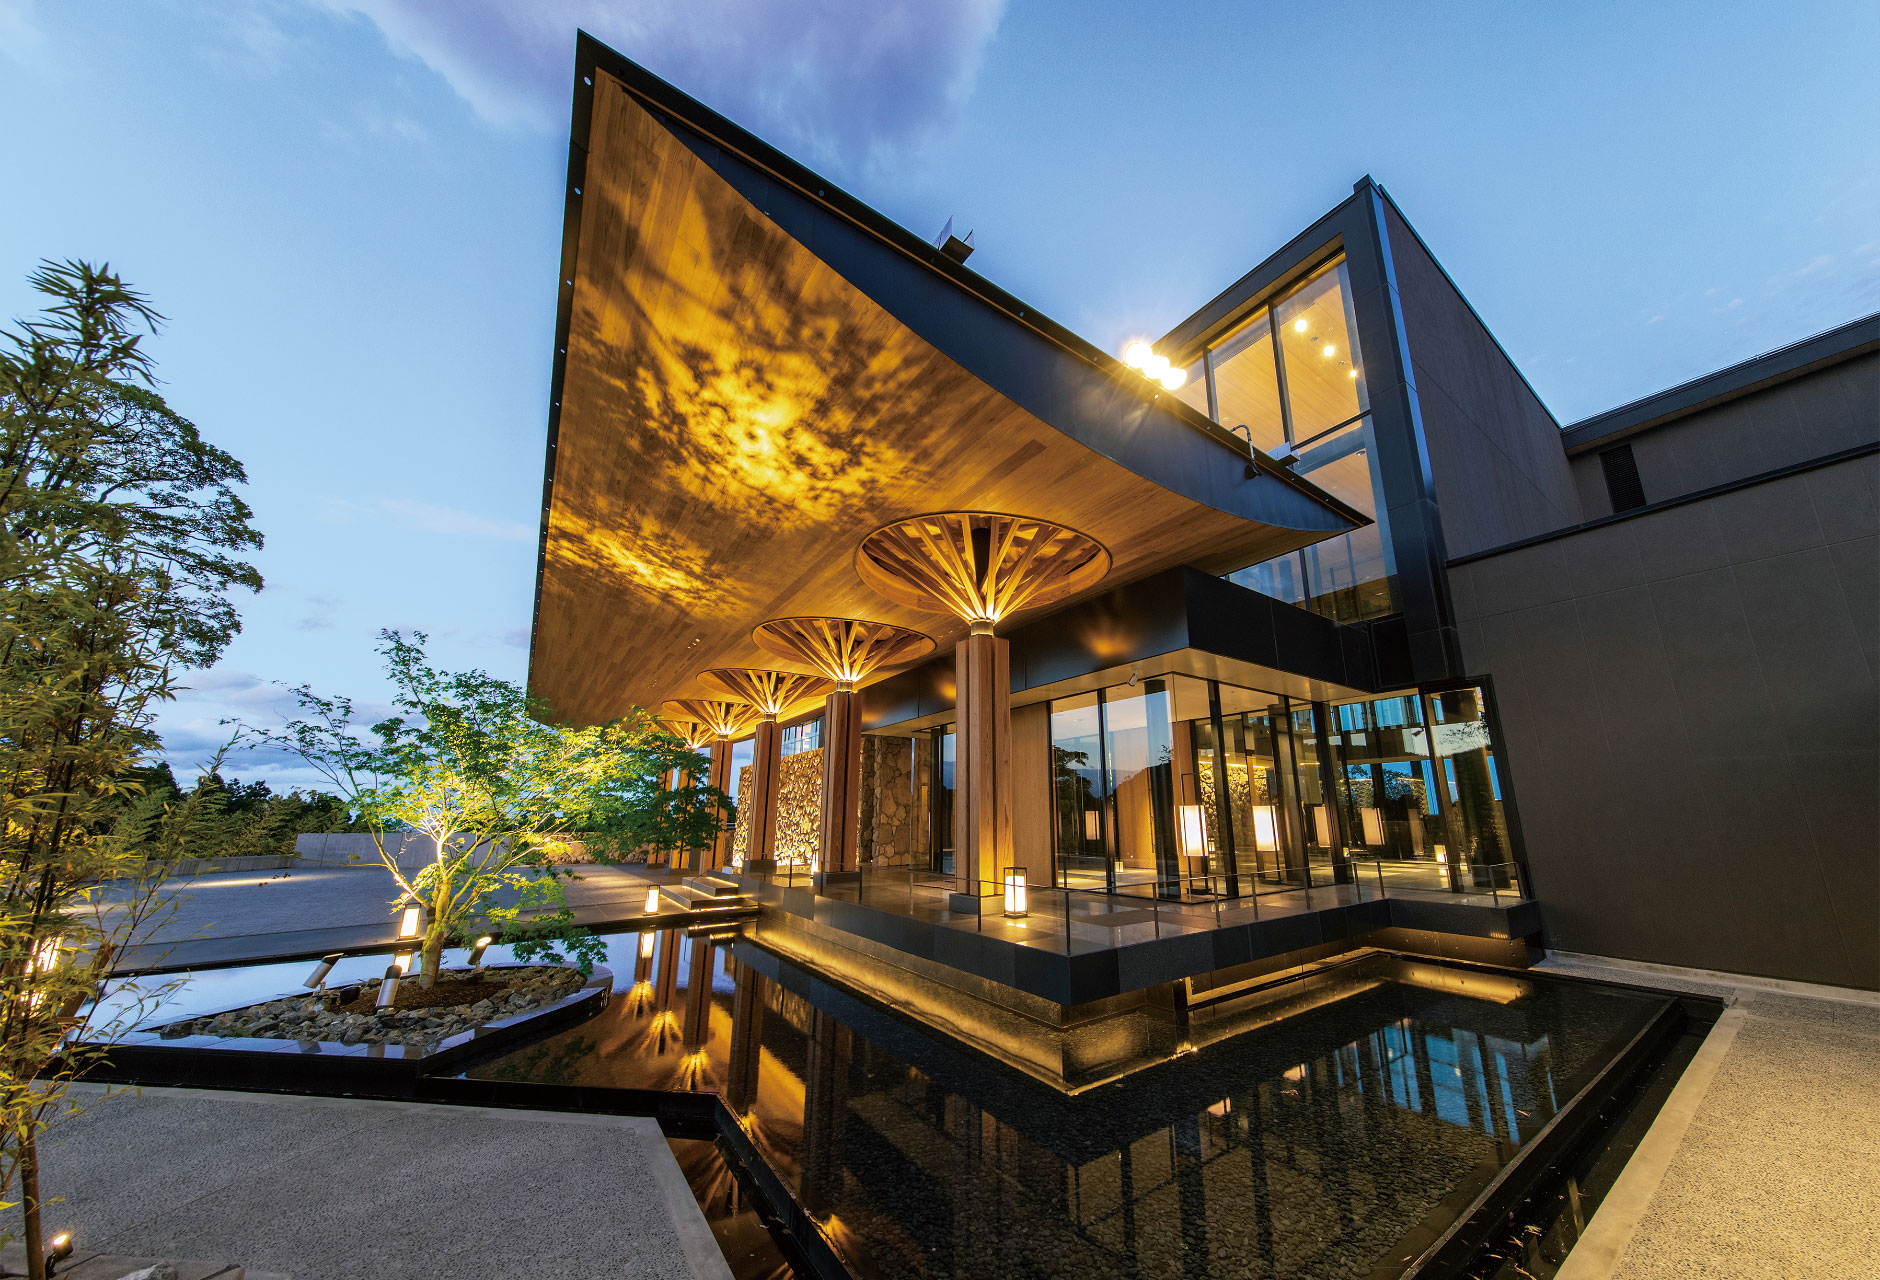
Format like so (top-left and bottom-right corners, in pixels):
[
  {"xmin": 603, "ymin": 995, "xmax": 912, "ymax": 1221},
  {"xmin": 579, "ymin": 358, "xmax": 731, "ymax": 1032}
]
[
  {"xmin": 1326, "ymin": 686, "xmax": 1514, "ymax": 892},
  {"xmin": 1182, "ymin": 256, "xmax": 1399, "ymax": 622},
  {"xmin": 1030, "ymin": 674, "xmax": 1514, "ymax": 897}
]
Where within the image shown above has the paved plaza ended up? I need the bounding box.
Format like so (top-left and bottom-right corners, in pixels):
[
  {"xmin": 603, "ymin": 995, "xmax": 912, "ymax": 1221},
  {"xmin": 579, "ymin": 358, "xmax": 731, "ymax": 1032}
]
[
  {"xmin": 1545, "ymin": 956, "xmax": 1880, "ymax": 1279},
  {"xmin": 19, "ymin": 1086, "xmax": 730, "ymax": 1280}
]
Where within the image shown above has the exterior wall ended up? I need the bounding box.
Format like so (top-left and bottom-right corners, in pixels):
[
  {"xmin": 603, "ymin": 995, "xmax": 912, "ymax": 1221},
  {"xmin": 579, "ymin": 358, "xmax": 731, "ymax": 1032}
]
[
  {"xmin": 1569, "ymin": 351, "xmax": 1880, "ymax": 517},
  {"xmin": 1382, "ymin": 202, "xmax": 1583, "ymax": 555},
  {"xmin": 1450, "ymin": 453, "xmax": 1879, "ymax": 989}
]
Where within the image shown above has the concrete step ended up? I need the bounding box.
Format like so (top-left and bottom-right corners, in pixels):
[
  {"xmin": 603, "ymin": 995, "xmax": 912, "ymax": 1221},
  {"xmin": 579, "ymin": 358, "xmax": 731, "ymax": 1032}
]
[
  {"xmin": 660, "ymin": 884, "xmax": 754, "ymax": 914},
  {"xmin": 683, "ymin": 875, "xmax": 741, "ymax": 897}
]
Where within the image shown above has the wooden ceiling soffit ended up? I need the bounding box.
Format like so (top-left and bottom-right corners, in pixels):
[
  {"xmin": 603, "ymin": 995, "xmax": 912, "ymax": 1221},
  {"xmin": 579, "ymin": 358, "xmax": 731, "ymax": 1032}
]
[{"xmin": 532, "ymin": 71, "xmax": 1362, "ymax": 725}]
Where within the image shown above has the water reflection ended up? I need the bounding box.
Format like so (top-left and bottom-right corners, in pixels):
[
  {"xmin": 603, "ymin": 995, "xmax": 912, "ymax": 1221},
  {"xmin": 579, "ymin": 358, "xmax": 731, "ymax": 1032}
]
[{"xmin": 470, "ymin": 934, "xmax": 1661, "ymax": 1280}]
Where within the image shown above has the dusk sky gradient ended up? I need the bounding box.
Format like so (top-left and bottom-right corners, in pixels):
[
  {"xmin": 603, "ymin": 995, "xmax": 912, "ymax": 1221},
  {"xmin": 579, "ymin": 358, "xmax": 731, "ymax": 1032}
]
[{"xmin": 3, "ymin": 0, "xmax": 1876, "ymax": 789}]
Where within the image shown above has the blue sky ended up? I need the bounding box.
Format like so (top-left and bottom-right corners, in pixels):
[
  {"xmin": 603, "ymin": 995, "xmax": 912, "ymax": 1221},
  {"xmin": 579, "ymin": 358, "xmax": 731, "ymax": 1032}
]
[{"xmin": 3, "ymin": 0, "xmax": 1876, "ymax": 790}]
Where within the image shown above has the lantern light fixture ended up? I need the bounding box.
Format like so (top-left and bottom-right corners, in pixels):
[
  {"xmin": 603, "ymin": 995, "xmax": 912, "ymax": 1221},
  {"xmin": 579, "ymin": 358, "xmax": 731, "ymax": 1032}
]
[
  {"xmin": 1002, "ymin": 867, "xmax": 1029, "ymax": 918},
  {"xmin": 644, "ymin": 886, "xmax": 661, "ymax": 915},
  {"xmin": 640, "ymin": 931, "xmax": 657, "ymax": 959}
]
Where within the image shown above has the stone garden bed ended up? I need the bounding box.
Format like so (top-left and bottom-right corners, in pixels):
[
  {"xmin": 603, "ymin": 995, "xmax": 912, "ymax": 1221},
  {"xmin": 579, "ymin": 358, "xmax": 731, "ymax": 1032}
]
[
  {"xmin": 80, "ymin": 962, "xmax": 612, "ymax": 1090},
  {"xmin": 158, "ymin": 964, "xmax": 583, "ymax": 1050}
]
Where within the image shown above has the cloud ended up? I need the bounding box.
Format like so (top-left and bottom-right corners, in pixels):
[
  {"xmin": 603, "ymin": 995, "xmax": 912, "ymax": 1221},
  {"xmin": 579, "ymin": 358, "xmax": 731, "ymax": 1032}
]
[
  {"xmin": 301, "ymin": 0, "xmax": 1006, "ymax": 172},
  {"xmin": 323, "ymin": 495, "xmax": 533, "ymax": 542}
]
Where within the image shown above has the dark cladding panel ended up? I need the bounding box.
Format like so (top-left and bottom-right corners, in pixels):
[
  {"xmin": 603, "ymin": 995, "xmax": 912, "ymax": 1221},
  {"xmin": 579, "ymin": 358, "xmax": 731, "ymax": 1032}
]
[
  {"xmin": 1379, "ymin": 198, "xmax": 1582, "ymax": 554},
  {"xmin": 1462, "ymin": 453, "xmax": 1880, "ymax": 990}
]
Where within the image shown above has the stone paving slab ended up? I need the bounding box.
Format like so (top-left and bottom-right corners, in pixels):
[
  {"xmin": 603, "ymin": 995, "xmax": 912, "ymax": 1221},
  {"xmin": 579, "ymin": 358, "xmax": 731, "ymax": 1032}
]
[
  {"xmin": 1542, "ymin": 956, "xmax": 1880, "ymax": 1279},
  {"xmin": 103, "ymin": 864, "xmax": 679, "ymax": 971},
  {"xmin": 14, "ymin": 1086, "xmax": 731, "ymax": 1280}
]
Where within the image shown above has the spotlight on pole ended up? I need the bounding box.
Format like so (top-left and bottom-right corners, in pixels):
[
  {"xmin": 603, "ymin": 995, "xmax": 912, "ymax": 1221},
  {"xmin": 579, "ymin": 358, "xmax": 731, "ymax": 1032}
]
[
  {"xmin": 302, "ymin": 952, "xmax": 344, "ymax": 990},
  {"xmin": 46, "ymin": 1231, "xmax": 74, "ymax": 1275},
  {"xmin": 375, "ymin": 964, "xmax": 402, "ymax": 1010},
  {"xmin": 468, "ymin": 936, "xmax": 493, "ymax": 970}
]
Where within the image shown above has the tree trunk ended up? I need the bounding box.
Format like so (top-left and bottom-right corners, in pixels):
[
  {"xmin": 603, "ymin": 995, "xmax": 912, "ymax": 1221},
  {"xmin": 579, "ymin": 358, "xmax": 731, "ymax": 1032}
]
[
  {"xmin": 419, "ymin": 926, "xmax": 445, "ymax": 988},
  {"xmin": 21, "ymin": 1126, "xmax": 45, "ymax": 1280}
]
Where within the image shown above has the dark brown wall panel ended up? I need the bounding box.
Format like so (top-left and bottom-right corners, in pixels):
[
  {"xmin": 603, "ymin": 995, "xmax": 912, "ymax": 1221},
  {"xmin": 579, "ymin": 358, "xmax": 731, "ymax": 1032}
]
[{"xmin": 1452, "ymin": 454, "xmax": 1880, "ymax": 989}]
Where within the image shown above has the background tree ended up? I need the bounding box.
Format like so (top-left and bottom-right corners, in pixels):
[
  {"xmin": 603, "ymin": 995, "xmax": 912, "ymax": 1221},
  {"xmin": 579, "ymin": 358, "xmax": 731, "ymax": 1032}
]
[
  {"xmin": 255, "ymin": 630, "xmax": 727, "ymax": 987},
  {"xmin": 0, "ymin": 261, "xmax": 262, "ymax": 1279}
]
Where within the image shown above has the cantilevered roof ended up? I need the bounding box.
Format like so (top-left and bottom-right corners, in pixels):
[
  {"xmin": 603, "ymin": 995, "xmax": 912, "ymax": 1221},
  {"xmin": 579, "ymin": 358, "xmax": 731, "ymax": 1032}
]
[{"xmin": 530, "ymin": 34, "xmax": 1364, "ymax": 726}]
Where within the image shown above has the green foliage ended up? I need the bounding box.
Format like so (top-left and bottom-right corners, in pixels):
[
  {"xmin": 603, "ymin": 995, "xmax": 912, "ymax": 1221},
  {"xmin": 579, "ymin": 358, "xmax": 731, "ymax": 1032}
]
[
  {"xmin": 114, "ymin": 754, "xmax": 366, "ymax": 866},
  {"xmin": 0, "ymin": 261, "xmax": 262, "ymax": 1277},
  {"xmin": 253, "ymin": 630, "xmax": 729, "ymax": 986}
]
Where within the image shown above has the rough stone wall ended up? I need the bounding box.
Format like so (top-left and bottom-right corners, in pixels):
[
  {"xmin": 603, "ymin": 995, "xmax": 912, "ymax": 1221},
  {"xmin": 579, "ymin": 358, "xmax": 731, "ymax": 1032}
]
[
  {"xmin": 774, "ymin": 747, "xmax": 823, "ymax": 867},
  {"xmin": 857, "ymin": 735, "xmax": 917, "ymax": 865}
]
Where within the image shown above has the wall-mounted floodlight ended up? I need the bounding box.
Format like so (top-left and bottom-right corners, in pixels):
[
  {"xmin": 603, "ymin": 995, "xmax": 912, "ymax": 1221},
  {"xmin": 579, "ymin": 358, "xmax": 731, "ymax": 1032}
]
[
  {"xmin": 398, "ymin": 903, "xmax": 424, "ymax": 939},
  {"xmin": 303, "ymin": 953, "xmax": 344, "ymax": 989},
  {"xmin": 1121, "ymin": 341, "xmax": 1188, "ymax": 391},
  {"xmin": 643, "ymin": 886, "xmax": 661, "ymax": 915},
  {"xmin": 376, "ymin": 965, "xmax": 402, "ymax": 1009},
  {"xmin": 468, "ymin": 936, "xmax": 493, "ymax": 969}
]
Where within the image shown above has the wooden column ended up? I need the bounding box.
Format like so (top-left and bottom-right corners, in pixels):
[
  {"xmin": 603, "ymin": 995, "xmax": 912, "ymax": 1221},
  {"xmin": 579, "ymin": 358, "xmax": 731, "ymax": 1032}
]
[
  {"xmin": 819, "ymin": 686, "xmax": 864, "ymax": 875},
  {"xmin": 745, "ymin": 716, "xmax": 783, "ymax": 868},
  {"xmin": 726, "ymin": 960, "xmax": 767, "ymax": 1115},
  {"xmin": 682, "ymin": 938, "xmax": 713, "ymax": 1050},
  {"xmin": 708, "ymin": 738, "xmax": 735, "ymax": 870},
  {"xmin": 952, "ymin": 626, "xmax": 1012, "ymax": 901}
]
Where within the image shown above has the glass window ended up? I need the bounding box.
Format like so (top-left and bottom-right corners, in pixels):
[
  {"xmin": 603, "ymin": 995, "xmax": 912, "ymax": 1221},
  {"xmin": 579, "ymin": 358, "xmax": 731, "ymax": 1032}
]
[
  {"xmin": 1170, "ymin": 354, "xmax": 1211, "ymax": 420},
  {"xmin": 935, "ymin": 728, "xmax": 955, "ymax": 874},
  {"xmin": 1195, "ymin": 256, "xmax": 1398, "ymax": 624},
  {"xmin": 726, "ymin": 736, "xmax": 755, "ymax": 805},
  {"xmin": 1100, "ymin": 682, "xmax": 1174, "ymax": 894},
  {"xmin": 1207, "ymin": 311, "xmax": 1286, "ymax": 455},
  {"xmin": 1048, "ymin": 693, "xmax": 1105, "ymax": 890},
  {"xmin": 780, "ymin": 717, "xmax": 822, "ymax": 756},
  {"xmin": 1274, "ymin": 259, "xmax": 1368, "ymax": 440},
  {"xmin": 1422, "ymin": 687, "xmax": 1512, "ymax": 886}
]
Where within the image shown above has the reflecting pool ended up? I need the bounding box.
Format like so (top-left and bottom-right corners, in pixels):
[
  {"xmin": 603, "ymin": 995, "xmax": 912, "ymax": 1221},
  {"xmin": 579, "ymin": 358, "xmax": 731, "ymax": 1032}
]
[{"xmin": 456, "ymin": 931, "xmax": 1668, "ymax": 1280}]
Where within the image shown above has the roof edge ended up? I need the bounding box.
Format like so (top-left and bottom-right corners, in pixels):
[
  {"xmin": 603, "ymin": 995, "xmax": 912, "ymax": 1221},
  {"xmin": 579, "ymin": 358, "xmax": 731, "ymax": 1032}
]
[{"xmin": 1562, "ymin": 311, "xmax": 1880, "ymax": 454}]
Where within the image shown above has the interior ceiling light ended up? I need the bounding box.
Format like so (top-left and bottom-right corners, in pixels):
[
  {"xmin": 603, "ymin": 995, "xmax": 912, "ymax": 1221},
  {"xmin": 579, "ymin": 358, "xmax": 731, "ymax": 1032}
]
[
  {"xmin": 1292, "ymin": 317, "xmax": 1308, "ymax": 332},
  {"xmin": 1322, "ymin": 344, "xmax": 1336, "ymax": 358},
  {"xmin": 1120, "ymin": 341, "xmax": 1186, "ymax": 390}
]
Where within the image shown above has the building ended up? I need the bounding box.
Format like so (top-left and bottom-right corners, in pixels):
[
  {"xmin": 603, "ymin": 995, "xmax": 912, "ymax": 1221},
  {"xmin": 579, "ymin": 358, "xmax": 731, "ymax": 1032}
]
[{"xmin": 530, "ymin": 32, "xmax": 1879, "ymax": 999}]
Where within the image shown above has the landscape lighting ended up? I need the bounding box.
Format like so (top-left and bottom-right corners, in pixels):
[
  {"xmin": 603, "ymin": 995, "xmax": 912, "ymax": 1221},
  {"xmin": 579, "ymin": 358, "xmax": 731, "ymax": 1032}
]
[
  {"xmin": 640, "ymin": 931, "xmax": 656, "ymax": 959},
  {"xmin": 468, "ymin": 936, "xmax": 492, "ymax": 969},
  {"xmin": 302, "ymin": 953, "xmax": 344, "ymax": 989},
  {"xmin": 46, "ymin": 1232, "xmax": 73, "ymax": 1275},
  {"xmin": 644, "ymin": 886, "xmax": 661, "ymax": 914},
  {"xmin": 393, "ymin": 952, "xmax": 412, "ymax": 974},
  {"xmin": 376, "ymin": 965, "xmax": 402, "ymax": 1009}
]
